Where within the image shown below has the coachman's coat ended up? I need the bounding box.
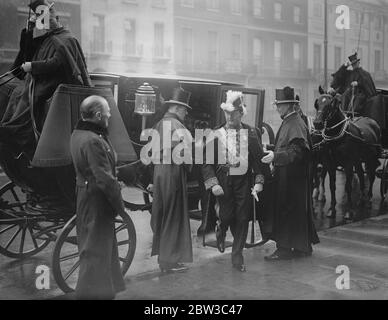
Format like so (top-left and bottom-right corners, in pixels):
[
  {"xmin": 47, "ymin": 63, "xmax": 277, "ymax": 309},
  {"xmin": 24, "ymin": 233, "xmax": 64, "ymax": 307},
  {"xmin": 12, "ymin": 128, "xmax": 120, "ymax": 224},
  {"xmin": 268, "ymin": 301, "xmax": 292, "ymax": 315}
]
[
  {"xmin": 70, "ymin": 121, "xmax": 125, "ymax": 299},
  {"xmin": 270, "ymin": 112, "xmax": 319, "ymax": 253},
  {"xmin": 150, "ymin": 112, "xmax": 193, "ymax": 267}
]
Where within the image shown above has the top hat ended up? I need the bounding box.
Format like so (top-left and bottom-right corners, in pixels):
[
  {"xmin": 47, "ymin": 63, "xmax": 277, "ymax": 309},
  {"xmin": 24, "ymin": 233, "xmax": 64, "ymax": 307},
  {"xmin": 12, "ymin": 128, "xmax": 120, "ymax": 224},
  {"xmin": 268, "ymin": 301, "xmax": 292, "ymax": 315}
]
[
  {"xmin": 164, "ymin": 87, "xmax": 192, "ymax": 109},
  {"xmin": 220, "ymin": 90, "xmax": 247, "ymax": 115},
  {"xmin": 273, "ymin": 86, "xmax": 300, "ymax": 105},
  {"xmin": 348, "ymin": 52, "xmax": 360, "ymax": 65},
  {"xmin": 28, "ymin": 0, "xmax": 52, "ymax": 13}
]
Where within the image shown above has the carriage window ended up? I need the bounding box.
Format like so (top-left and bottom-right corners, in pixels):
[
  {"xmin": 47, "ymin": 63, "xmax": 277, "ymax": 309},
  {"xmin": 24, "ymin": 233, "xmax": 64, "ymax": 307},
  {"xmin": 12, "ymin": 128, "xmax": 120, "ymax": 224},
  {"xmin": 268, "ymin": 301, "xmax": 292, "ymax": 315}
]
[{"xmin": 241, "ymin": 94, "xmax": 258, "ymax": 128}]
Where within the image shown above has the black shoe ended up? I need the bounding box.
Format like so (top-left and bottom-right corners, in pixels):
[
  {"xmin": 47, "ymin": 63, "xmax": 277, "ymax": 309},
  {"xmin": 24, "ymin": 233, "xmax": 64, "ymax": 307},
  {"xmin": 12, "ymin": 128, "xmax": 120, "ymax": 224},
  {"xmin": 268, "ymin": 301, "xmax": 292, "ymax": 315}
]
[
  {"xmin": 264, "ymin": 250, "xmax": 293, "ymax": 261},
  {"xmin": 215, "ymin": 223, "xmax": 225, "ymax": 253},
  {"xmin": 233, "ymin": 264, "xmax": 247, "ymax": 272},
  {"xmin": 292, "ymin": 250, "xmax": 312, "ymax": 258},
  {"xmin": 160, "ymin": 263, "xmax": 188, "ymax": 273}
]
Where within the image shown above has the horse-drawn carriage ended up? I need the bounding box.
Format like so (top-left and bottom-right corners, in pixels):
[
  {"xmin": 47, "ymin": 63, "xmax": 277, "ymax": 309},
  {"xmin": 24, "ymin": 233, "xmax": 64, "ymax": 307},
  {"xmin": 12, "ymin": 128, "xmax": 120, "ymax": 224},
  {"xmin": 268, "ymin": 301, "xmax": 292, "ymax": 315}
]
[{"xmin": 0, "ymin": 72, "xmax": 274, "ymax": 293}]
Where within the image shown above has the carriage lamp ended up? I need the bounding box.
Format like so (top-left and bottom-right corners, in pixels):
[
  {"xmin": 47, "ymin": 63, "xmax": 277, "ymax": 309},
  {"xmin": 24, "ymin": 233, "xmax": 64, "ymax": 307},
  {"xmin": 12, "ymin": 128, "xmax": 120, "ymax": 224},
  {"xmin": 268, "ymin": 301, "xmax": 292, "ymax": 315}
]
[{"xmin": 135, "ymin": 83, "xmax": 156, "ymax": 131}]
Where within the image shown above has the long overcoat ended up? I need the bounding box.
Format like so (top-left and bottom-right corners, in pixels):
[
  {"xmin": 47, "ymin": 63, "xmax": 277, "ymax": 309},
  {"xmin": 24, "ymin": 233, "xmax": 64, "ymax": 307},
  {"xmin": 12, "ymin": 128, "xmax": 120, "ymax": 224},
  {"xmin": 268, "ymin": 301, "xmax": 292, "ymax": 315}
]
[{"xmin": 70, "ymin": 120, "xmax": 126, "ymax": 299}]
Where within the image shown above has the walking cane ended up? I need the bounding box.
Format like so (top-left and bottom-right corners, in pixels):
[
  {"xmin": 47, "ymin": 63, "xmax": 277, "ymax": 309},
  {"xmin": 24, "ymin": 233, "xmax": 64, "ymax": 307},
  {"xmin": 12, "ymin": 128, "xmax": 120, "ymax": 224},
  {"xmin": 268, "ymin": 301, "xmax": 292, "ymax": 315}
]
[{"xmin": 245, "ymin": 187, "xmax": 266, "ymax": 248}]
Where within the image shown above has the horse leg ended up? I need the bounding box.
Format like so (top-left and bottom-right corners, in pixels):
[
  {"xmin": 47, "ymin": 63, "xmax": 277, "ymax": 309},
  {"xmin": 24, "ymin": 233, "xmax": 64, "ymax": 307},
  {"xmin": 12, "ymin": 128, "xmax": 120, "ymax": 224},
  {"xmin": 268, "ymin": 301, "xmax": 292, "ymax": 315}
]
[
  {"xmin": 318, "ymin": 165, "xmax": 327, "ymax": 203},
  {"xmin": 344, "ymin": 165, "xmax": 354, "ymax": 220},
  {"xmin": 365, "ymin": 156, "xmax": 379, "ymax": 207},
  {"xmin": 326, "ymin": 166, "xmax": 336, "ymax": 218},
  {"xmin": 312, "ymin": 161, "xmax": 319, "ymax": 200},
  {"xmin": 355, "ymin": 162, "xmax": 366, "ymax": 207}
]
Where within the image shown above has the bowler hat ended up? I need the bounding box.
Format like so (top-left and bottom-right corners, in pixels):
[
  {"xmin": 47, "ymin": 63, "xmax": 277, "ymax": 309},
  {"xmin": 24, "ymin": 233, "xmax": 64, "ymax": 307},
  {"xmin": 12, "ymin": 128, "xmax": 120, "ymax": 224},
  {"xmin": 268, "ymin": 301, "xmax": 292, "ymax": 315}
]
[
  {"xmin": 28, "ymin": 0, "xmax": 52, "ymax": 13},
  {"xmin": 348, "ymin": 52, "xmax": 360, "ymax": 66},
  {"xmin": 164, "ymin": 87, "xmax": 192, "ymax": 109},
  {"xmin": 273, "ymin": 87, "xmax": 300, "ymax": 105}
]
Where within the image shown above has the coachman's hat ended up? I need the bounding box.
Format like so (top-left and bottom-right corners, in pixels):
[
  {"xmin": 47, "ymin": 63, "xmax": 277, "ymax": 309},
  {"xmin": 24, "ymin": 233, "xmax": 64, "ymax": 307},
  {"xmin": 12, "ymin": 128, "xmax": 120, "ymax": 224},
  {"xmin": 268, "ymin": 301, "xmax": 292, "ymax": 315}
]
[
  {"xmin": 348, "ymin": 52, "xmax": 360, "ymax": 66},
  {"xmin": 273, "ymin": 86, "xmax": 300, "ymax": 105},
  {"xmin": 164, "ymin": 87, "xmax": 192, "ymax": 109},
  {"xmin": 28, "ymin": 0, "xmax": 52, "ymax": 13}
]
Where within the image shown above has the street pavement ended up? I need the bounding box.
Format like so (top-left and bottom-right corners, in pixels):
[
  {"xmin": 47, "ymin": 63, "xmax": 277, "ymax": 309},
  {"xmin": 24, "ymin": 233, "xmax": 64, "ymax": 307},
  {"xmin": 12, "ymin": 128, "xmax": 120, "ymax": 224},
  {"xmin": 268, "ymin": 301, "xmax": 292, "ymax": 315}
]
[{"xmin": 0, "ymin": 171, "xmax": 388, "ymax": 299}]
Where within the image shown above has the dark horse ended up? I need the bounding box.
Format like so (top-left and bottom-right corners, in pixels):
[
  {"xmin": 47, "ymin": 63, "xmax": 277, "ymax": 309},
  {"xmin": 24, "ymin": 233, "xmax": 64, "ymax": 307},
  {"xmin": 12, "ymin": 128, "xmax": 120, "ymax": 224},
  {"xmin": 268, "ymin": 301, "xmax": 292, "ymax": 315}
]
[{"xmin": 313, "ymin": 89, "xmax": 381, "ymax": 219}]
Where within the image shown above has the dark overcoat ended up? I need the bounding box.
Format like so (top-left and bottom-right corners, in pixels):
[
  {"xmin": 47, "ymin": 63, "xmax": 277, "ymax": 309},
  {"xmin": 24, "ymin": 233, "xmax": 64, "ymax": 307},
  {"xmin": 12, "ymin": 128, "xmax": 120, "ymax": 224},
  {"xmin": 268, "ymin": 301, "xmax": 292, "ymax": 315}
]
[
  {"xmin": 70, "ymin": 120, "xmax": 126, "ymax": 300},
  {"xmin": 150, "ymin": 112, "xmax": 193, "ymax": 266},
  {"xmin": 270, "ymin": 112, "xmax": 320, "ymax": 253}
]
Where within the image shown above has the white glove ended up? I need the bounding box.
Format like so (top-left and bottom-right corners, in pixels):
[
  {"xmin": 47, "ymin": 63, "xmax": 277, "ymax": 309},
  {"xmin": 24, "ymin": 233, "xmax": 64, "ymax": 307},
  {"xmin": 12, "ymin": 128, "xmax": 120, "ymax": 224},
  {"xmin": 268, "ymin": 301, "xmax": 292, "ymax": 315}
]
[
  {"xmin": 212, "ymin": 185, "xmax": 224, "ymax": 197},
  {"xmin": 261, "ymin": 151, "xmax": 274, "ymax": 164},
  {"xmin": 21, "ymin": 62, "xmax": 32, "ymax": 73},
  {"xmin": 251, "ymin": 184, "xmax": 263, "ymax": 202},
  {"xmin": 351, "ymin": 81, "xmax": 358, "ymax": 87},
  {"xmin": 146, "ymin": 184, "xmax": 154, "ymax": 193}
]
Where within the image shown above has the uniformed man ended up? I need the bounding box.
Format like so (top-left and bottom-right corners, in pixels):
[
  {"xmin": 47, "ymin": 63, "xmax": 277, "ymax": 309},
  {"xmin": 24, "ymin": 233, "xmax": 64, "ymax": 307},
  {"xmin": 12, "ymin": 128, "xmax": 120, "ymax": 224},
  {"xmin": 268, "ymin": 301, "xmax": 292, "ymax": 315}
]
[
  {"xmin": 262, "ymin": 87, "xmax": 319, "ymax": 261},
  {"xmin": 202, "ymin": 91, "xmax": 269, "ymax": 272},
  {"xmin": 70, "ymin": 96, "xmax": 126, "ymax": 300},
  {"xmin": 328, "ymin": 52, "xmax": 377, "ymax": 116}
]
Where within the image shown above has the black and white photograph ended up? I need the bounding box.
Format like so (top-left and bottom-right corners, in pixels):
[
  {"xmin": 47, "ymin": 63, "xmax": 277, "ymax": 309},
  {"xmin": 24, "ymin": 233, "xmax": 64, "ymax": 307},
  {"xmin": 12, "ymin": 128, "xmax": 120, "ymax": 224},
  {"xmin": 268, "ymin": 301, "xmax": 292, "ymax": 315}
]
[{"xmin": 0, "ymin": 0, "xmax": 388, "ymax": 306}]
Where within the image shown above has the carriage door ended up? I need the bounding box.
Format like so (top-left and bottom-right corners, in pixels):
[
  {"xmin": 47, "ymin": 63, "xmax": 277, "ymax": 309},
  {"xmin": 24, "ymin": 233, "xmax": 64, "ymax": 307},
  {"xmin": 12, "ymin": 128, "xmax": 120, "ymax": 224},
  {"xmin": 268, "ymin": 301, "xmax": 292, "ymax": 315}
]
[{"xmin": 218, "ymin": 86, "xmax": 272, "ymax": 144}]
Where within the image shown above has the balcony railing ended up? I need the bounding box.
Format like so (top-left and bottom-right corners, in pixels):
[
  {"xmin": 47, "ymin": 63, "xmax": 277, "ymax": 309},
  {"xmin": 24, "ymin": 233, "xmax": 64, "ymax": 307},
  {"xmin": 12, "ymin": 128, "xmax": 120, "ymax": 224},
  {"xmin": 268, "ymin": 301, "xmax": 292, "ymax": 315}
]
[
  {"xmin": 153, "ymin": 46, "xmax": 172, "ymax": 60},
  {"xmin": 89, "ymin": 41, "xmax": 113, "ymax": 56},
  {"xmin": 123, "ymin": 44, "xmax": 143, "ymax": 58}
]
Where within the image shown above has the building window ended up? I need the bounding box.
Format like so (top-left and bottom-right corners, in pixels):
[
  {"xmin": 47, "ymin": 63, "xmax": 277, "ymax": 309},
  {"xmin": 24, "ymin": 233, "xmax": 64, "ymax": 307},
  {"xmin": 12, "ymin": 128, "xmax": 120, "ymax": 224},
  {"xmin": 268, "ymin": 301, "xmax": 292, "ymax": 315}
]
[
  {"xmin": 375, "ymin": 16, "xmax": 383, "ymax": 30},
  {"xmin": 232, "ymin": 34, "xmax": 241, "ymax": 59},
  {"xmin": 253, "ymin": 38, "xmax": 262, "ymax": 66},
  {"xmin": 92, "ymin": 14, "xmax": 105, "ymax": 52},
  {"xmin": 124, "ymin": 19, "xmax": 136, "ymax": 55},
  {"xmin": 293, "ymin": 42, "xmax": 301, "ymax": 70},
  {"xmin": 208, "ymin": 31, "xmax": 218, "ymax": 70},
  {"xmin": 231, "ymin": 0, "xmax": 241, "ymax": 15},
  {"xmin": 181, "ymin": 0, "xmax": 194, "ymax": 8},
  {"xmin": 182, "ymin": 27, "xmax": 193, "ymax": 65},
  {"xmin": 313, "ymin": 44, "xmax": 321, "ymax": 72},
  {"xmin": 375, "ymin": 50, "xmax": 381, "ymax": 72},
  {"xmin": 154, "ymin": 22, "xmax": 164, "ymax": 57},
  {"xmin": 294, "ymin": 6, "xmax": 301, "ymax": 24},
  {"xmin": 334, "ymin": 46, "xmax": 342, "ymax": 69},
  {"xmin": 253, "ymin": 0, "xmax": 263, "ymax": 17},
  {"xmin": 207, "ymin": 0, "xmax": 220, "ymax": 11},
  {"xmin": 274, "ymin": 40, "xmax": 282, "ymax": 69},
  {"xmin": 274, "ymin": 3, "xmax": 282, "ymax": 21},
  {"xmin": 313, "ymin": 2, "xmax": 322, "ymax": 18},
  {"xmin": 152, "ymin": 0, "xmax": 166, "ymax": 8}
]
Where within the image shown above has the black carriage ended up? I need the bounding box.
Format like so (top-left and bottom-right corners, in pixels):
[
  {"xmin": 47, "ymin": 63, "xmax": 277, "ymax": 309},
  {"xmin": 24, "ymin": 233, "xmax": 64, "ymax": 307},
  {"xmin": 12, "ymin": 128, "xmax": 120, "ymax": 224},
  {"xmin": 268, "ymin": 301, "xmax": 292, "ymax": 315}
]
[{"xmin": 0, "ymin": 72, "xmax": 274, "ymax": 293}]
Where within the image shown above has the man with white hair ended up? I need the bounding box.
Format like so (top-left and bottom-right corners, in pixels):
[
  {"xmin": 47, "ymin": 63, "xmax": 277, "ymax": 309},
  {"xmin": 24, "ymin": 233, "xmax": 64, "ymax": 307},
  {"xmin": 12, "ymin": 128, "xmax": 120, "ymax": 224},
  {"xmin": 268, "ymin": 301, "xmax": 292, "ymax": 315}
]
[
  {"xmin": 202, "ymin": 91, "xmax": 269, "ymax": 272},
  {"xmin": 70, "ymin": 96, "xmax": 126, "ymax": 299}
]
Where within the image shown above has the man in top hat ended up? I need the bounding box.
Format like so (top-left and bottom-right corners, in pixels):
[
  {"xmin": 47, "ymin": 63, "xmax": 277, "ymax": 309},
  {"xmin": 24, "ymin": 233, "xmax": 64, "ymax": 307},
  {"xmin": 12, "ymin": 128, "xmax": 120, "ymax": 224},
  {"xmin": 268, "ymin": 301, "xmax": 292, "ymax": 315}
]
[
  {"xmin": 9, "ymin": 0, "xmax": 91, "ymax": 133},
  {"xmin": 328, "ymin": 52, "xmax": 376, "ymax": 115},
  {"xmin": 262, "ymin": 87, "xmax": 319, "ymax": 261},
  {"xmin": 146, "ymin": 87, "xmax": 194, "ymax": 273},
  {"xmin": 201, "ymin": 91, "xmax": 270, "ymax": 272}
]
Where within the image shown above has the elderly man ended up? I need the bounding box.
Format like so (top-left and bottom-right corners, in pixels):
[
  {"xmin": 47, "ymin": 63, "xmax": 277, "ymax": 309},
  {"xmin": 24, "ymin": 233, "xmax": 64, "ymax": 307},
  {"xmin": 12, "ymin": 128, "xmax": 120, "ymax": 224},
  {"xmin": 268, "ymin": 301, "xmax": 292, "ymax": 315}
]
[
  {"xmin": 10, "ymin": 0, "xmax": 91, "ymax": 133},
  {"xmin": 70, "ymin": 96, "xmax": 126, "ymax": 300},
  {"xmin": 147, "ymin": 87, "xmax": 193, "ymax": 273},
  {"xmin": 262, "ymin": 87, "xmax": 319, "ymax": 261},
  {"xmin": 202, "ymin": 91, "xmax": 269, "ymax": 272}
]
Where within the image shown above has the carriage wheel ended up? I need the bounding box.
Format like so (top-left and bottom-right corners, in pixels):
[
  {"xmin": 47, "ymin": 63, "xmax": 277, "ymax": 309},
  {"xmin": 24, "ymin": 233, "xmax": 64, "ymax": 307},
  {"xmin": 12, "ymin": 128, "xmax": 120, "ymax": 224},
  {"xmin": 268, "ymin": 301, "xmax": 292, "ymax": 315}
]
[
  {"xmin": 0, "ymin": 182, "xmax": 51, "ymax": 259},
  {"xmin": 380, "ymin": 160, "xmax": 388, "ymax": 200},
  {"xmin": 52, "ymin": 213, "xmax": 136, "ymax": 294}
]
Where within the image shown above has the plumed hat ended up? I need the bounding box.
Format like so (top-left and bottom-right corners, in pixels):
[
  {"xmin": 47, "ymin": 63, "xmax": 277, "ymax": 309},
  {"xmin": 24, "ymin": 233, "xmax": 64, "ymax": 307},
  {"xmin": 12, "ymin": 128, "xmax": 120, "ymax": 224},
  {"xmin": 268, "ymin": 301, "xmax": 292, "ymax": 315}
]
[
  {"xmin": 28, "ymin": 0, "xmax": 52, "ymax": 13},
  {"xmin": 220, "ymin": 91, "xmax": 247, "ymax": 115},
  {"xmin": 273, "ymin": 86, "xmax": 300, "ymax": 105},
  {"xmin": 164, "ymin": 87, "xmax": 192, "ymax": 109}
]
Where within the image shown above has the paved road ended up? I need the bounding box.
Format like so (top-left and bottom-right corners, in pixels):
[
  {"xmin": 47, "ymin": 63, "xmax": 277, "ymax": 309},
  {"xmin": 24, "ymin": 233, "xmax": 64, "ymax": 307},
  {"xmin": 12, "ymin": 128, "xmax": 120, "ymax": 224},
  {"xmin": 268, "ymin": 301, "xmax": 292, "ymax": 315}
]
[{"xmin": 0, "ymin": 169, "xmax": 387, "ymax": 300}]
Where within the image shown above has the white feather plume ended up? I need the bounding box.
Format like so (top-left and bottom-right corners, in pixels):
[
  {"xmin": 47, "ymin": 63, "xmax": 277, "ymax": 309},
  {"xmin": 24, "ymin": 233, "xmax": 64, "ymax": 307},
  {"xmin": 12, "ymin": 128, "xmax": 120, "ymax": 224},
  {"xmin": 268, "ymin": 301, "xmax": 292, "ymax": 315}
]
[{"xmin": 220, "ymin": 90, "xmax": 247, "ymax": 115}]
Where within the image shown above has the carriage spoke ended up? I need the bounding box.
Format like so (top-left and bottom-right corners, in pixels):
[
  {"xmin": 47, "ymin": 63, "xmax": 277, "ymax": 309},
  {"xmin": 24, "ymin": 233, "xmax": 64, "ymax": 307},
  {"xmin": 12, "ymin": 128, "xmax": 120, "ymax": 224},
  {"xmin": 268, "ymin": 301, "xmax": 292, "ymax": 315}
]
[
  {"xmin": 19, "ymin": 225, "xmax": 27, "ymax": 253},
  {"xmin": 5, "ymin": 226, "xmax": 22, "ymax": 250},
  {"xmin": 28, "ymin": 225, "xmax": 39, "ymax": 249},
  {"xmin": 115, "ymin": 223, "xmax": 127, "ymax": 233},
  {"xmin": 60, "ymin": 252, "xmax": 79, "ymax": 262},
  {"xmin": 64, "ymin": 260, "xmax": 81, "ymax": 281},
  {"xmin": 117, "ymin": 240, "xmax": 130, "ymax": 246},
  {"xmin": 0, "ymin": 224, "xmax": 17, "ymax": 235}
]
